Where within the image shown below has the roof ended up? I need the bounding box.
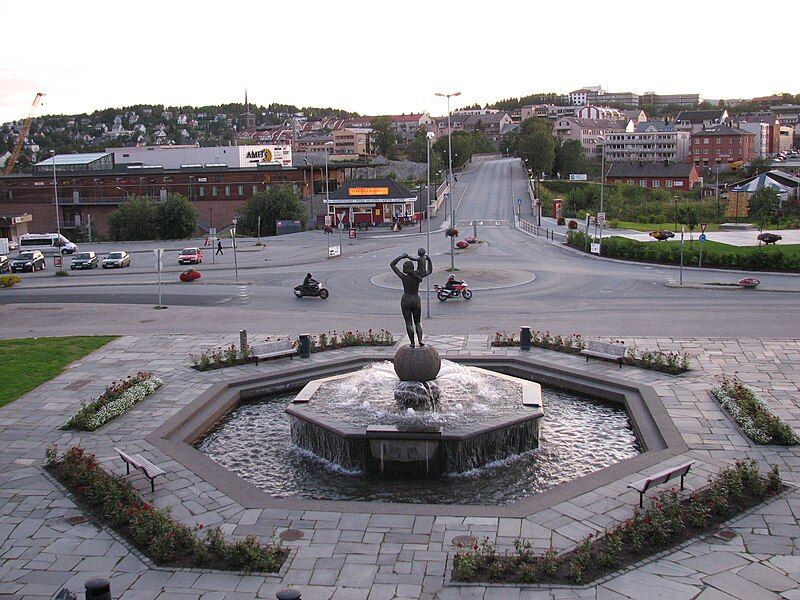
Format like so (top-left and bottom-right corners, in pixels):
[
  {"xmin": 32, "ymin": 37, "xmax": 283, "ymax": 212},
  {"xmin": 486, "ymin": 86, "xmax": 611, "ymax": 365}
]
[
  {"xmin": 675, "ymin": 110, "xmax": 726, "ymax": 124},
  {"xmin": 391, "ymin": 114, "xmax": 426, "ymax": 122},
  {"xmin": 606, "ymin": 162, "xmax": 697, "ymax": 179},
  {"xmin": 634, "ymin": 121, "xmax": 678, "ymax": 133},
  {"xmin": 732, "ymin": 169, "xmax": 800, "ymax": 192},
  {"xmin": 327, "ymin": 179, "xmax": 415, "ymax": 203},
  {"xmin": 732, "ymin": 173, "xmax": 794, "ymax": 194},
  {"xmin": 692, "ymin": 125, "xmax": 752, "ymax": 137},
  {"xmin": 35, "ymin": 152, "xmax": 111, "ymax": 167},
  {"xmin": 461, "ymin": 113, "xmax": 510, "ymax": 125},
  {"xmin": 557, "ymin": 117, "xmax": 627, "ymax": 129}
]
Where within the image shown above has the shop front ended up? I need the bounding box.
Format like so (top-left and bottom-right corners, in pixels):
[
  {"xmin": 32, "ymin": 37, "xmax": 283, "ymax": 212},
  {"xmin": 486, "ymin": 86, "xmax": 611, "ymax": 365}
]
[{"xmin": 326, "ymin": 180, "xmax": 417, "ymax": 227}]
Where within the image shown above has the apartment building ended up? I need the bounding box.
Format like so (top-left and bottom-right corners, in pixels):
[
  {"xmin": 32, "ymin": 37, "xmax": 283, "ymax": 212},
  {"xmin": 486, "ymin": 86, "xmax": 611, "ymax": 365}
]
[
  {"xmin": 576, "ymin": 106, "xmax": 625, "ymax": 120},
  {"xmin": 604, "ymin": 122, "xmax": 691, "ymax": 163},
  {"xmin": 554, "ymin": 117, "xmax": 627, "ymax": 160},
  {"xmin": 674, "ymin": 109, "xmax": 729, "ymax": 133},
  {"xmin": 690, "ymin": 125, "xmax": 755, "ymax": 168},
  {"xmin": 331, "ymin": 128, "xmax": 371, "ymax": 157}
]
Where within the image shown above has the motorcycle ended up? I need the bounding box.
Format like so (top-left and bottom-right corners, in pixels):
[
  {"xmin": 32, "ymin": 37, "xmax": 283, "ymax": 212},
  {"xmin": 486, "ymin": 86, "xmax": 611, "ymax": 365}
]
[
  {"xmin": 294, "ymin": 282, "xmax": 329, "ymax": 299},
  {"xmin": 433, "ymin": 281, "xmax": 472, "ymax": 301}
]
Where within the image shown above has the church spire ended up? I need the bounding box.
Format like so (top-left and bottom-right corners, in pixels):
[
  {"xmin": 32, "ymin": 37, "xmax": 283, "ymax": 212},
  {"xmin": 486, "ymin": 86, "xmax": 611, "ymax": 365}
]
[{"xmin": 245, "ymin": 89, "xmax": 249, "ymax": 113}]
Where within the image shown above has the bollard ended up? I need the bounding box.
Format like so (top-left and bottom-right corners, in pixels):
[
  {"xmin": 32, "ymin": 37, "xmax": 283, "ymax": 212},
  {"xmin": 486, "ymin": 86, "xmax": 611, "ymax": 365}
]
[
  {"xmin": 240, "ymin": 329, "xmax": 248, "ymax": 354},
  {"xmin": 276, "ymin": 589, "xmax": 302, "ymax": 600},
  {"xmin": 298, "ymin": 334, "xmax": 311, "ymax": 359},
  {"xmin": 85, "ymin": 577, "xmax": 110, "ymax": 600},
  {"xmin": 520, "ymin": 326, "xmax": 532, "ymax": 351}
]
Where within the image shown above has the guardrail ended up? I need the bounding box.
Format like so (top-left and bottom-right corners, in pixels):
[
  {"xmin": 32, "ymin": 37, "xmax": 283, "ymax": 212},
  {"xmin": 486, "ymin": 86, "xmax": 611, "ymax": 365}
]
[{"xmin": 518, "ymin": 219, "xmax": 567, "ymax": 242}]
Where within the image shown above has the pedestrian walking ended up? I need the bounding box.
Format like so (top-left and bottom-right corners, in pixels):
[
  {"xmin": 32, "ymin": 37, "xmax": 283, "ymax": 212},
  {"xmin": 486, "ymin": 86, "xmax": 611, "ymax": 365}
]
[{"xmin": 216, "ymin": 240, "xmax": 223, "ymax": 255}]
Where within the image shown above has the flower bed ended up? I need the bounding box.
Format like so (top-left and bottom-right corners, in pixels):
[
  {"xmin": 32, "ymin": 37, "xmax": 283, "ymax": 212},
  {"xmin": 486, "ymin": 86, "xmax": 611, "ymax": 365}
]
[
  {"xmin": 62, "ymin": 372, "xmax": 163, "ymax": 431},
  {"xmin": 191, "ymin": 344, "xmax": 255, "ymax": 371},
  {"xmin": 491, "ymin": 330, "xmax": 690, "ymax": 374},
  {"xmin": 308, "ymin": 329, "xmax": 394, "ymax": 352},
  {"xmin": 453, "ymin": 460, "xmax": 783, "ymax": 585},
  {"xmin": 712, "ymin": 376, "xmax": 798, "ymax": 445},
  {"xmin": 46, "ymin": 446, "xmax": 287, "ymax": 572}
]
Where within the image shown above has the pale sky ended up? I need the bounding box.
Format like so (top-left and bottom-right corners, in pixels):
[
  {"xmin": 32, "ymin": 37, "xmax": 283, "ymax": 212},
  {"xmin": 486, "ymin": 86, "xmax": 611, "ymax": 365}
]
[{"xmin": 1, "ymin": 0, "xmax": 797, "ymax": 124}]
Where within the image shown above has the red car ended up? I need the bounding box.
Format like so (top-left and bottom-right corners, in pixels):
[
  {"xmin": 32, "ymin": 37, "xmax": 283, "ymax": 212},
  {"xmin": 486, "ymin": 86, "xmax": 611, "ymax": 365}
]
[{"xmin": 178, "ymin": 247, "xmax": 203, "ymax": 265}]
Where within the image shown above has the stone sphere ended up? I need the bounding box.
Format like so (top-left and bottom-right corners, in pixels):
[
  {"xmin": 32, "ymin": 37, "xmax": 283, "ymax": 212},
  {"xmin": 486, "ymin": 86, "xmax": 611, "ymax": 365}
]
[{"xmin": 393, "ymin": 344, "xmax": 441, "ymax": 382}]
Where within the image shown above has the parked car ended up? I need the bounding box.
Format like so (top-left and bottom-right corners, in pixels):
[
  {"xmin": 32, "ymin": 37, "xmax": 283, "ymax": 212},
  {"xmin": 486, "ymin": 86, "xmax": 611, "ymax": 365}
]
[
  {"xmin": 70, "ymin": 251, "xmax": 99, "ymax": 270},
  {"xmin": 178, "ymin": 247, "xmax": 203, "ymax": 265},
  {"xmin": 102, "ymin": 251, "xmax": 131, "ymax": 268},
  {"xmin": 0, "ymin": 255, "xmax": 8, "ymax": 273},
  {"xmin": 8, "ymin": 239, "xmax": 18, "ymax": 251},
  {"xmin": 10, "ymin": 250, "xmax": 46, "ymax": 272}
]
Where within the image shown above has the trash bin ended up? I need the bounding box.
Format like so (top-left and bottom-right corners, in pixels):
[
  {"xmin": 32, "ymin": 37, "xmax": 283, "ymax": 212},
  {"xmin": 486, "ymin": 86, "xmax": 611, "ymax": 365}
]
[
  {"xmin": 298, "ymin": 334, "xmax": 311, "ymax": 358},
  {"xmin": 85, "ymin": 578, "xmax": 111, "ymax": 600},
  {"xmin": 520, "ymin": 326, "xmax": 532, "ymax": 351}
]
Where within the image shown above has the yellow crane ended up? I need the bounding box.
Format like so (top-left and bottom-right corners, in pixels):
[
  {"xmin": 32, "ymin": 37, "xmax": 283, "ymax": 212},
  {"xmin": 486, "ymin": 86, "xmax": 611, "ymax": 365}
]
[{"xmin": 3, "ymin": 92, "xmax": 45, "ymax": 175}]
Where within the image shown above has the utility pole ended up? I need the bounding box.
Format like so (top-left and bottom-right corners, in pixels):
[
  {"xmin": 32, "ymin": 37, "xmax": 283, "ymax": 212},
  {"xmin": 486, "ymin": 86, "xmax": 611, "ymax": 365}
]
[{"xmin": 436, "ymin": 91, "xmax": 461, "ymax": 271}]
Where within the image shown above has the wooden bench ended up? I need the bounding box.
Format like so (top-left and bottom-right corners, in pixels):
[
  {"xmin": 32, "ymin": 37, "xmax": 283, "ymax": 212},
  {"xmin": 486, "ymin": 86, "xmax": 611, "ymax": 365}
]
[
  {"xmin": 581, "ymin": 340, "xmax": 627, "ymax": 368},
  {"xmin": 628, "ymin": 461, "xmax": 695, "ymax": 508},
  {"xmin": 115, "ymin": 448, "xmax": 166, "ymax": 492},
  {"xmin": 252, "ymin": 339, "xmax": 296, "ymax": 362}
]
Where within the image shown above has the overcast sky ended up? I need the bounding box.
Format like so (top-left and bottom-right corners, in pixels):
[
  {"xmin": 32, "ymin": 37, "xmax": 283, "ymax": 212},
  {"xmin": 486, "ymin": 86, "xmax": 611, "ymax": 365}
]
[{"xmin": 1, "ymin": 0, "xmax": 795, "ymax": 124}]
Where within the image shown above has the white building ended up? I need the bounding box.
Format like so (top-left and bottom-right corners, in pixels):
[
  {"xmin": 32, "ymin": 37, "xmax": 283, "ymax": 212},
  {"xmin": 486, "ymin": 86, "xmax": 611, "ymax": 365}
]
[
  {"xmin": 576, "ymin": 106, "xmax": 625, "ymax": 120},
  {"xmin": 604, "ymin": 122, "xmax": 691, "ymax": 163},
  {"xmin": 107, "ymin": 144, "xmax": 292, "ymax": 169}
]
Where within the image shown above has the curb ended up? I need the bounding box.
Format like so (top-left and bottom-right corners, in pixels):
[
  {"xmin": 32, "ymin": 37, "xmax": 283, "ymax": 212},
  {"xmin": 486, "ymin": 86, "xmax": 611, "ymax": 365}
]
[
  {"xmin": 369, "ymin": 271, "xmax": 536, "ymax": 292},
  {"xmin": 664, "ymin": 281, "xmax": 800, "ymax": 293},
  {"xmin": 2, "ymin": 280, "xmax": 255, "ymax": 291}
]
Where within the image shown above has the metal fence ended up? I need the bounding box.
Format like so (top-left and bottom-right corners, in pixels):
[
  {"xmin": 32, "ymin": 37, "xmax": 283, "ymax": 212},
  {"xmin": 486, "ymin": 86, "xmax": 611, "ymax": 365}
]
[{"xmin": 518, "ymin": 219, "xmax": 567, "ymax": 242}]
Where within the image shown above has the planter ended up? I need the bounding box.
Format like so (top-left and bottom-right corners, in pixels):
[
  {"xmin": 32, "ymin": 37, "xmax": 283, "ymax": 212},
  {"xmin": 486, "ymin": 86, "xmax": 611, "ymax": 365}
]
[
  {"xmin": 456, "ymin": 240, "xmax": 469, "ymax": 249},
  {"xmin": 180, "ymin": 270, "xmax": 201, "ymax": 282}
]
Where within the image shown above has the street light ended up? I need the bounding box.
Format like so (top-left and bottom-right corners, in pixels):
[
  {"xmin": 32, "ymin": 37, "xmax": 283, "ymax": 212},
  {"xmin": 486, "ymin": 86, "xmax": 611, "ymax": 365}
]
[
  {"xmin": 426, "ymin": 130, "xmax": 435, "ymax": 318},
  {"xmin": 230, "ymin": 218, "xmax": 239, "ymax": 283},
  {"xmin": 673, "ymin": 196, "xmax": 679, "ymax": 231},
  {"xmin": 50, "ymin": 150, "xmax": 61, "ymax": 235},
  {"xmin": 324, "ymin": 141, "xmax": 342, "ymax": 252},
  {"xmin": 435, "ymin": 91, "xmax": 460, "ymax": 270}
]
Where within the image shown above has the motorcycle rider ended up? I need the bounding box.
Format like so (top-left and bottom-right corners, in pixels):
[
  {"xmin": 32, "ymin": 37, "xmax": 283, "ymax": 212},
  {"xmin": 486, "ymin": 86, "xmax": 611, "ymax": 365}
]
[
  {"xmin": 444, "ymin": 274, "xmax": 463, "ymax": 290},
  {"xmin": 302, "ymin": 272, "xmax": 318, "ymax": 294}
]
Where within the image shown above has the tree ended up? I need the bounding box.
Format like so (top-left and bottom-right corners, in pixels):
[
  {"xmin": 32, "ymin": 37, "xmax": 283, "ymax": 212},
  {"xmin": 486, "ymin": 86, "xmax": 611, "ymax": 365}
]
[
  {"xmin": 108, "ymin": 196, "xmax": 159, "ymax": 241},
  {"xmin": 749, "ymin": 187, "xmax": 779, "ymax": 232},
  {"xmin": 677, "ymin": 205, "xmax": 699, "ymax": 240},
  {"xmin": 516, "ymin": 118, "xmax": 556, "ymax": 176},
  {"xmin": 745, "ymin": 156, "xmax": 772, "ymax": 177},
  {"xmin": 554, "ymin": 140, "xmax": 589, "ymax": 178},
  {"xmin": 156, "ymin": 193, "xmax": 198, "ymax": 239},
  {"xmin": 238, "ymin": 185, "xmax": 307, "ymax": 237},
  {"xmin": 406, "ymin": 127, "xmax": 430, "ymax": 163},
  {"xmin": 370, "ymin": 116, "xmax": 396, "ymax": 159}
]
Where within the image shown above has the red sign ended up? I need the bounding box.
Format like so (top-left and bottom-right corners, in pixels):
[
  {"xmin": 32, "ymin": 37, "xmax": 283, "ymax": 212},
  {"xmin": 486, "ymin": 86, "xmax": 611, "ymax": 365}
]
[
  {"xmin": 54, "ymin": 256, "xmax": 62, "ymax": 268},
  {"xmin": 700, "ymin": 223, "xmax": 708, "ymax": 233},
  {"xmin": 348, "ymin": 229, "xmax": 356, "ymax": 239}
]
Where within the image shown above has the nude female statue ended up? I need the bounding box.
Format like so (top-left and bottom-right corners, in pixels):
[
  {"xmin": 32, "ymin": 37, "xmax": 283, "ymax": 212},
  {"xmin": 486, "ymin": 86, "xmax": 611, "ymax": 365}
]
[{"xmin": 390, "ymin": 248, "xmax": 432, "ymax": 347}]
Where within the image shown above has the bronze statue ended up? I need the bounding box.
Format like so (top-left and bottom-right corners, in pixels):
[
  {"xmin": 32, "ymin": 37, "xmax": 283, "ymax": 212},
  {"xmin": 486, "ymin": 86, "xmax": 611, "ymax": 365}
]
[{"xmin": 390, "ymin": 248, "xmax": 432, "ymax": 347}]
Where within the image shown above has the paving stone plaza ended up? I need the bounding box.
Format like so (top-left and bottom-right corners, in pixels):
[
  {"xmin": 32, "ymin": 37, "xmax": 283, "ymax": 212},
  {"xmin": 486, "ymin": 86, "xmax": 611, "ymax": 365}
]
[{"xmin": 1, "ymin": 333, "xmax": 800, "ymax": 599}]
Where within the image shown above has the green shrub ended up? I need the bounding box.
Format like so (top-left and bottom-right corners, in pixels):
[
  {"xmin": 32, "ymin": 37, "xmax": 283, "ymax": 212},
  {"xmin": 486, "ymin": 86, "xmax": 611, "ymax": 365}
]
[{"xmin": 0, "ymin": 275, "xmax": 22, "ymax": 288}]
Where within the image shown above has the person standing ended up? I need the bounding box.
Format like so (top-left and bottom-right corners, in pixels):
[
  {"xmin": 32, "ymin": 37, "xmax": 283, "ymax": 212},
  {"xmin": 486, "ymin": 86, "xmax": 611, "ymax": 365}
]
[{"xmin": 216, "ymin": 240, "xmax": 223, "ymax": 255}]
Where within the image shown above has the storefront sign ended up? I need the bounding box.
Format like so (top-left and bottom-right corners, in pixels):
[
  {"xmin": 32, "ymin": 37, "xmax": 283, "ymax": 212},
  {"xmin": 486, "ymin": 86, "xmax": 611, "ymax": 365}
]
[{"xmin": 348, "ymin": 187, "xmax": 389, "ymax": 197}]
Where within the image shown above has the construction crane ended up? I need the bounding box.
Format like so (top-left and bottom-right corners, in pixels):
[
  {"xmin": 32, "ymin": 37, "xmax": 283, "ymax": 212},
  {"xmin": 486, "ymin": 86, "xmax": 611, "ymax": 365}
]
[{"xmin": 3, "ymin": 92, "xmax": 45, "ymax": 175}]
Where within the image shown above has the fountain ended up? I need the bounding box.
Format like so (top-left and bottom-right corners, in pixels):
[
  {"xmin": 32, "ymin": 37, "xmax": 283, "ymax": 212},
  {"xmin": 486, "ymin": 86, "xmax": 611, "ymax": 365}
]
[{"xmin": 285, "ymin": 249, "xmax": 544, "ymax": 477}]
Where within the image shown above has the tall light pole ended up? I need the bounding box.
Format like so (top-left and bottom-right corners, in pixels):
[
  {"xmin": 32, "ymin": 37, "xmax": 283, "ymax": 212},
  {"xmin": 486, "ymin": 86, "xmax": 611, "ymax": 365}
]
[
  {"xmin": 598, "ymin": 136, "xmax": 606, "ymax": 247},
  {"xmin": 436, "ymin": 91, "xmax": 460, "ymax": 270},
  {"xmin": 324, "ymin": 141, "xmax": 341, "ymax": 252},
  {"xmin": 230, "ymin": 218, "xmax": 239, "ymax": 283},
  {"xmin": 426, "ymin": 131, "xmax": 435, "ymax": 318},
  {"xmin": 50, "ymin": 150, "xmax": 61, "ymax": 235}
]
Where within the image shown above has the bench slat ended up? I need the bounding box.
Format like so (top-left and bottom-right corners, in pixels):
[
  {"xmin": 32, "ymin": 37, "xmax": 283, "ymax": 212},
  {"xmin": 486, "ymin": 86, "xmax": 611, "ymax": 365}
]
[{"xmin": 627, "ymin": 461, "xmax": 695, "ymax": 507}]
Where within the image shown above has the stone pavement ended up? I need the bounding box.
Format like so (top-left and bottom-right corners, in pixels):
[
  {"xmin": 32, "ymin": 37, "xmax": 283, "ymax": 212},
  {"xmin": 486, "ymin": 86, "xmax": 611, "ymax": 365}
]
[{"xmin": 1, "ymin": 334, "xmax": 800, "ymax": 599}]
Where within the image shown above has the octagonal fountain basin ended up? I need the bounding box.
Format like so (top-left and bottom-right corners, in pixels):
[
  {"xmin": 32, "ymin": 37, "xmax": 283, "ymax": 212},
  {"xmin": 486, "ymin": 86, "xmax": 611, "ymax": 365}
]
[
  {"xmin": 195, "ymin": 360, "xmax": 641, "ymax": 505},
  {"xmin": 287, "ymin": 361, "xmax": 543, "ymax": 477}
]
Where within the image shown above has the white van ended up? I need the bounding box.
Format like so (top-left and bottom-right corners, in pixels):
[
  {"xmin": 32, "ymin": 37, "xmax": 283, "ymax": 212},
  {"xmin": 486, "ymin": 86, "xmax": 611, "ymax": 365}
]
[{"xmin": 19, "ymin": 233, "xmax": 78, "ymax": 255}]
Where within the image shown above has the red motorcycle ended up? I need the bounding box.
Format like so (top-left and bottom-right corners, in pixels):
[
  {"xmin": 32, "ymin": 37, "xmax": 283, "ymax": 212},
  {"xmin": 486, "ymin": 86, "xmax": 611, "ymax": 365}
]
[{"xmin": 434, "ymin": 281, "xmax": 472, "ymax": 301}]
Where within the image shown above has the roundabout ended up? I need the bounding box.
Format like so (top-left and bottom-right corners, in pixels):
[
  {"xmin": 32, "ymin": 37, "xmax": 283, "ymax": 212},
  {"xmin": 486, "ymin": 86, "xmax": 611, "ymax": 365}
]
[{"xmin": 370, "ymin": 266, "xmax": 536, "ymax": 291}]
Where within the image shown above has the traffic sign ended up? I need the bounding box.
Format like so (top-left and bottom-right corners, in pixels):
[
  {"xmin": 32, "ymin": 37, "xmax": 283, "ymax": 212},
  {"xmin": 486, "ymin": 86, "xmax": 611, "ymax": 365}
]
[
  {"xmin": 328, "ymin": 245, "xmax": 341, "ymax": 257},
  {"xmin": 324, "ymin": 215, "xmax": 332, "ymax": 227},
  {"xmin": 699, "ymin": 233, "xmax": 707, "ymax": 243},
  {"xmin": 153, "ymin": 248, "xmax": 164, "ymax": 272},
  {"xmin": 517, "ymin": 198, "xmax": 523, "ymax": 205},
  {"xmin": 700, "ymin": 222, "xmax": 708, "ymax": 233},
  {"xmin": 597, "ymin": 212, "xmax": 606, "ymax": 225},
  {"xmin": 590, "ymin": 243, "xmax": 601, "ymax": 254},
  {"xmin": 348, "ymin": 229, "xmax": 356, "ymax": 239}
]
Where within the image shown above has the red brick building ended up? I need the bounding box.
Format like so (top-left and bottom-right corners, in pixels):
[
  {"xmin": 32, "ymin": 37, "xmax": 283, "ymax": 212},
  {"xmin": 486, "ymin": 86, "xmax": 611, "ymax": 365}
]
[
  {"xmin": 606, "ymin": 162, "xmax": 701, "ymax": 191},
  {"xmin": 0, "ymin": 158, "xmax": 345, "ymax": 239},
  {"xmin": 690, "ymin": 125, "xmax": 755, "ymax": 169}
]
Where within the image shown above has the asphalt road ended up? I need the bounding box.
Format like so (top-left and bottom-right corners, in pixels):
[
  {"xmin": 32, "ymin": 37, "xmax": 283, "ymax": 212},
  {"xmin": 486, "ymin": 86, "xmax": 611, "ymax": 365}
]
[{"xmin": 3, "ymin": 158, "xmax": 799, "ymax": 339}]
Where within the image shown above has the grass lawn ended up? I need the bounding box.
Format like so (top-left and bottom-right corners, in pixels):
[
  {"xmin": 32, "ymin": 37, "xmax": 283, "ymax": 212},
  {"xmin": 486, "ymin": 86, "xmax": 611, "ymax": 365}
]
[
  {"xmin": 617, "ymin": 221, "xmax": 722, "ymax": 233},
  {"xmin": 0, "ymin": 336, "xmax": 117, "ymax": 409}
]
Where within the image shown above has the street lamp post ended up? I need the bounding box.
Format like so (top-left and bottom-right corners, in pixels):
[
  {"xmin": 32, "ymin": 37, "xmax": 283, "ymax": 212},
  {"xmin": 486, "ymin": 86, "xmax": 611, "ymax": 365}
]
[
  {"xmin": 230, "ymin": 218, "xmax": 239, "ymax": 283},
  {"xmin": 598, "ymin": 137, "xmax": 605, "ymax": 248},
  {"xmin": 426, "ymin": 131, "xmax": 435, "ymax": 318},
  {"xmin": 50, "ymin": 150, "xmax": 61, "ymax": 235},
  {"xmin": 436, "ymin": 91, "xmax": 461, "ymax": 271},
  {"xmin": 673, "ymin": 196, "xmax": 679, "ymax": 231}
]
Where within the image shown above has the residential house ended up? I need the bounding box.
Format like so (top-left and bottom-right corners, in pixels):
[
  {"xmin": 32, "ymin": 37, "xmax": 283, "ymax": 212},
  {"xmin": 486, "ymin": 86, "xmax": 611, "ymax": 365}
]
[
  {"xmin": 554, "ymin": 117, "xmax": 627, "ymax": 160},
  {"xmin": 332, "ymin": 128, "xmax": 371, "ymax": 157},
  {"xmin": 569, "ymin": 86, "xmax": 604, "ymax": 106},
  {"xmin": 576, "ymin": 106, "xmax": 625, "ymax": 120},
  {"xmin": 690, "ymin": 125, "xmax": 755, "ymax": 169},
  {"xmin": 624, "ymin": 110, "xmax": 648, "ymax": 124},
  {"xmin": 674, "ymin": 109, "xmax": 729, "ymax": 133},
  {"xmin": 295, "ymin": 133, "xmax": 333, "ymax": 153},
  {"xmin": 733, "ymin": 118, "xmax": 779, "ymax": 157},
  {"xmin": 460, "ymin": 113, "xmax": 513, "ymax": 144},
  {"xmin": 604, "ymin": 122, "xmax": 691, "ymax": 163},
  {"xmin": 606, "ymin": 162, "xmax": 700, "ymax": 190}
]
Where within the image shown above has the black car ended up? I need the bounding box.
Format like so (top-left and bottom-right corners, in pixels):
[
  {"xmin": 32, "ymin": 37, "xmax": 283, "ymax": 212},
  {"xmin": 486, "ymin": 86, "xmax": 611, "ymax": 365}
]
[
  {"xmin": 10, "ymin": 251, "xmax": 46, "ymax": 273},
  {"xmin": 70, "ymin": 251, "xmax": 99, "ymax": 270},
  {"xmin": 0, "ymin": 255, "xmax": 8, "ymax": 273}
]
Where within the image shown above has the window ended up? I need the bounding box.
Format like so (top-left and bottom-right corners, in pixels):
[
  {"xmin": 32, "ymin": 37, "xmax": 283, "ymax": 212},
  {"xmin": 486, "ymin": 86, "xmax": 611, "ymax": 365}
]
[
  {"xmin": 212, "ymin": 186, "xmax": 217, "ymax": 197},
  {"xmin": 627, "ymin": 179, "xmax": 634, "ymax": 185},
  {"xmin": 666, "ymin": 180, "xmax": 673, "ymax": 188},
  {"xmin": 252, "ymin": 185, "xmax": 258, "ymax": 194},
  {"xmin": 225, "ymin": 186, "xmax": 230, "ymax": 197},
  {"xmin": 704, "ymin": 138, "xmax": 709, "ymax": 144},
  {"xmin": 198, "ymin": 186, "xmax": 204, "ymax": 197},
  {"xmin": 653, "ymin": 180, "xmax": 660, "ymax": 188},
  {"xmin": 238, "ymin": 185, "xmax": 244, "ymax": 196},
  {"xmin": 639, "ymin": 179, "xmax": 647, "ymax": 187},
  {"xmin": 704, "ymin": 149, "xmax": 709, "ymax": 155}
]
